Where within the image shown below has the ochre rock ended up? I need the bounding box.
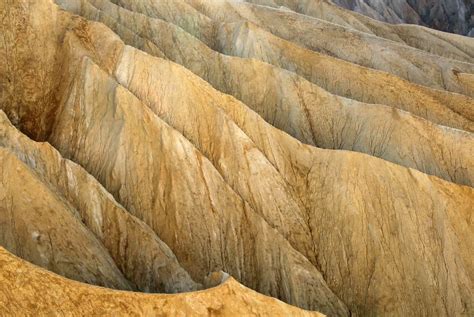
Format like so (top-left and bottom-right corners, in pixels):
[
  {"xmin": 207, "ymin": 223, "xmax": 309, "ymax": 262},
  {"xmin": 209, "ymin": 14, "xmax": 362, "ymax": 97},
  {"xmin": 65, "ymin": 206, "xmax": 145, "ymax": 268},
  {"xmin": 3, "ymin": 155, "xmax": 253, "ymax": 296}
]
[
  {"xmin": 0, "ymin": 0, "xmax": 472, "ymax": 316},
  {"xmin": 0, "ymin": 247, "xmax": 321, "ymax": 316}
]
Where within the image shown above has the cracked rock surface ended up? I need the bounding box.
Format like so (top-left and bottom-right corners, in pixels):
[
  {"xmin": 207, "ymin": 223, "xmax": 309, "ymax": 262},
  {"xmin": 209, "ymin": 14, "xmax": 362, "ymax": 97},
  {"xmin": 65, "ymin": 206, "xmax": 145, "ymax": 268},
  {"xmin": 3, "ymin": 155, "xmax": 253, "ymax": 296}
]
[{"xmin": 0, "ymin": 0, "xmax": 473, "ymax": 316}]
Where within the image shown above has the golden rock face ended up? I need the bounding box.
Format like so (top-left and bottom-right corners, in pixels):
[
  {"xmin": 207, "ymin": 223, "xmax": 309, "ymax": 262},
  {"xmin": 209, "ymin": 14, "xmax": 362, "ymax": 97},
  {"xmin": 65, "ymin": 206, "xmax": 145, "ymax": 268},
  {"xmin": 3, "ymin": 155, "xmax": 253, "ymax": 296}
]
[
  {"xmin": 0, "ymin": 247, "xmax": 321, "ymax": 316},
  {"xmin": 0, "ymin": 0, "xmax": 473, "ymax": 316}
]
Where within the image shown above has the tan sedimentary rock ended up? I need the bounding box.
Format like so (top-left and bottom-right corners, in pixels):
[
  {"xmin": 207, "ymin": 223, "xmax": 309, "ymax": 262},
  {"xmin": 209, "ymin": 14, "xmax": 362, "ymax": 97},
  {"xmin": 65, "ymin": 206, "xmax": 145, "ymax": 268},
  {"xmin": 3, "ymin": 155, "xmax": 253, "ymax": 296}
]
[
  {"xmin": 0, "ymin": 247, "xmax": 321, "ymax": 316},
  {"xmin": 57, "ymin": 0, "xmax": 474, "ymax": 187},
  {"xmin": 245, "ymin": 0, "xmax": 474, "ymax": 61},
  {"xmin": 59, "ymin": 0, "xmax": 474, "ymax": 128},
  {"xmin": 49, "ymin": 56, "xmax": 348, "ymax": 315},
  {"xmin": 110, "ymin": 43, "xmax": 474, "ymax": 317},
  {"xmin": 182, "ymin": 0, "xmax": 474, "ymax": 96},
  {"xmin": 0, "ymin": 111, "xmax": 199, "ymax": 294},
  {"xmin": 214, "ymin": 21, "xmax": 474, "ymax": 126},
  {"xmin": 0, "ymin": 146, "xmax": 132, "ymax": 291},
  {"xmin": 0, "ymin": 0, "xmax": 473, "ymax": 316}
]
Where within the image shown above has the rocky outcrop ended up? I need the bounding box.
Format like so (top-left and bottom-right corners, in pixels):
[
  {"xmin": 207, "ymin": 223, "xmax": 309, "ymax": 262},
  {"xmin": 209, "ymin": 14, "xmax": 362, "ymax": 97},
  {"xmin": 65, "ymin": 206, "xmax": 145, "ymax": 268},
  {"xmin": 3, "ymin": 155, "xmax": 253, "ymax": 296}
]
[{"xmin": 0, "ymin": 0, "xmax": 473, "ymax": 316}]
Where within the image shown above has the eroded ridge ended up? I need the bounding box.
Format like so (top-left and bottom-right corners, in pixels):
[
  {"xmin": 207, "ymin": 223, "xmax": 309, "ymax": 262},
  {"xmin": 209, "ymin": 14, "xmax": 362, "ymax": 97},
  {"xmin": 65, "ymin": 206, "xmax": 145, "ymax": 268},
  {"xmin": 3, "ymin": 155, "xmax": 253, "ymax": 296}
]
[{"xmin": 0, "ymin": 0, "xmax": 473, "ymax": 316}]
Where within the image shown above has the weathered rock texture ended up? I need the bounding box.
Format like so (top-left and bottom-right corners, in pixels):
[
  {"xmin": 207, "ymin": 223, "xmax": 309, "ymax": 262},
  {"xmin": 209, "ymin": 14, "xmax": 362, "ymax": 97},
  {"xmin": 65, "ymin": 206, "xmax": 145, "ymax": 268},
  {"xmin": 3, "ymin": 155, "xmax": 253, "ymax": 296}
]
[
  {"xmin": 0, "ymin": 111, "xmax": 199, "ymax": 294},
  {"xmin": 0, "ymin": 247, "xmax": 320, "ymax": 316},
  {"xmin": 331, "ymin": 0, "xmax": 473, "ymax": 36},
  {"xmin": 0, "ymin": 0, "xmax": 473, "ymax": 316}
]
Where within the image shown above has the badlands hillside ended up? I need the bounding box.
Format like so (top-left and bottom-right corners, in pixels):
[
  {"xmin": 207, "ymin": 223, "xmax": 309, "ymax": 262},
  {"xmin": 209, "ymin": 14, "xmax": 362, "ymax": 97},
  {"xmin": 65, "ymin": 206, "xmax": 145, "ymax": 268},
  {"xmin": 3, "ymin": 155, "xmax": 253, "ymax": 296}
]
[
  {"xmin": 332, "ymin": 0, "xmax": 473, "ymax": 36},
  {"xmin": 0, "ymin": 0, "xmax": 473, "ymax": 316}
]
